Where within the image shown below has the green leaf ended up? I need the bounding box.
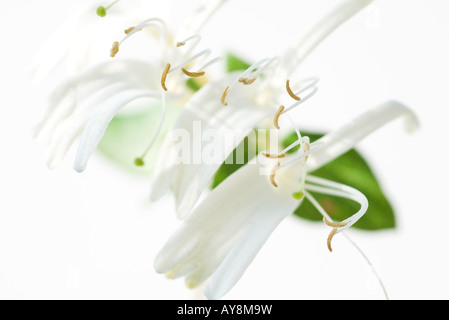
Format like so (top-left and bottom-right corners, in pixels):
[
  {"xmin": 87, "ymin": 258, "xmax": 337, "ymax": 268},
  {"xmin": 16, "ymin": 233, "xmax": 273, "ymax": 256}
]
[
  {"xmin": 226, "ymin": 53, "xmax": 251, "ymax": 73},
  {"xmin": 285, "ymin": 132, "xmax": 396, "ymax": 231},
  {"xmin": 97, "ymin": 103, "xmax": 181, "ymax": 173}
]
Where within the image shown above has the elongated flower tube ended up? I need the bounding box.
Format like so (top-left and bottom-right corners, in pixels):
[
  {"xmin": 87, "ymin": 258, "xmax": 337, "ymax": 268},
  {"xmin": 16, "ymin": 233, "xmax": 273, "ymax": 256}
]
[
  {"xmin": 151, "ymin": 0, "xmax": 375, "ymax": 218},
  {"xmin": 34, "ymin": 0, "xmax": 228, "ymax": 172},
  {"xmin": 154, "ymin": 101, "xmax": 418, "ymax": 299}
]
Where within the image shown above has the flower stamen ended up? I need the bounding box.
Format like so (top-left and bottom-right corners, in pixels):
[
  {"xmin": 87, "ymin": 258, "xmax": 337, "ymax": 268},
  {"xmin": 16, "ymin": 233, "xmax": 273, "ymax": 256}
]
[
  {"xmin": 323, "ymin": 217, "xmax": 348, "ymax": 228},
  {"xmin": 124, "ymin": 27, "xmax": 136, "ymax": 34},
  {"xmin": 181, "ymin": 68, "xmax": 205, "ymax": 78},
  {"xmin": 270, "ymin": 161, "xmax": 281, "ymax": 188},
  {"xmin": 262, "ymin": 152, "xmax": 286, "ymax": 159},
  {"xmin": 169, "ymin": 49, "xmax": 211, "ymax": 73},
  {"xmin": 176, "ymin": 35, "xmax": 201, "ymax": 48},
  {"xmin": 324, "ymin": 216, "xmax": 348, "ymax": 252},
  {"xmin": 304, "ymin": 141, "xmax": 310, "ymax": 161},
  {"xmin": 327, "ymin": 227, "xmax": 338, "ymax": 252},
  {"xmin": 221, "ymin": 57, "xmax": 279, "ymax": 107},
  {"xmin": 286, "ymin": 80, "xmax": 301, "ymax": 101},
  {"xmin": 110, "ymin": 18, "xmax": 168, "ymax": 58},
  {"xmin": 238, "ymin": 77, "xmax": 257, "ymax": 85},
  {"xmin": 273, "ymin": 105, "xmax": 285, "ymax": 129},
  {"xmin": 135, "ymin": 92, "xmax": 167, "ymax": 167},
  {"xmin": 110, "ymin": 41, "xmax": 120, "ymax": 57},
  {"xmin": 282, "ymin": 78, "xmax": 319, "ymax": 114},
  {"xmin": 221, "ymin": 86, "xmax": 230, "ymax": 106},
  {"xmin": 161, "ymin": 63, "xmax": 171, "ymax": 91}
]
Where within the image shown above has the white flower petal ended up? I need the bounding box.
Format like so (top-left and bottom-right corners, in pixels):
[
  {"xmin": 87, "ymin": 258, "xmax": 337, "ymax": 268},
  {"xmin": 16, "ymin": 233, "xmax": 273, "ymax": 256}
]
[
  {"xmin": 204, "ymin": 191, "xmax": 300, "ymax": 300},
  {"xmin": 307, "ymin": 100, "xmax": 419, "ymax": 172},
  {"xmin": 45, "ymin": 118, "xmax": 84, "ymax": 170},
  {"xmin": 36, "ymin": 60, "xmax": 160, "ymax": 138},
  {"xmin": 151, "ymin": 75, "xmax": 272, "ymax": 218},
  {"xmin": 155, "ymin": 157, "xmax": 301, "ymax": 296},
  {"xmin": 73, "ymin": 90, "xmax": 161, "ymax": 172},
  {"xmin": 154, "ymin": 162, "xmax": 267, "ymax": 274},
  {"xmin": 279, "ymin": 0, "xmax": 375, "ymax": 79}
]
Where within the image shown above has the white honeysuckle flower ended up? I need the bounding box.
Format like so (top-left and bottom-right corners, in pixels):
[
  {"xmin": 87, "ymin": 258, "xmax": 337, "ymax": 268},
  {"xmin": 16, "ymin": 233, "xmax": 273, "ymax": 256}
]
[
  {"xmin": 154, "ymin": 100, "xmax": 419, "ymax": 300},
  {"xmin": 151, "ymin": 0, "xmax": 375, "ymax": 218},
  {"xmin": 34, "ymin": 0, "xmax": 229, "ymax": 172}
]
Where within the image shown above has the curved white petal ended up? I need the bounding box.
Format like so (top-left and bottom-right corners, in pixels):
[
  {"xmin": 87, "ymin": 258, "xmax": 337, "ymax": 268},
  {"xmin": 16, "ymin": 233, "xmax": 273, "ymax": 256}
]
[
  {"xmin": 36, "ymin": 60, "xmax": 161, "ymax": 138},
  {"xmin": 73, "ymin": 90, "xmax": 161, "ymax": 172},
  {"xmin": 154, "ymin": 162, "xmax": 268, "ymax": 274},
  {"xmin": 307, "ymin": 100, "xmax": 419, "ymax": 172},
  {"xmin": 154, "ymin": 158, "xmax": 300, "ymax": 296},
  {"xmin": 279, "ymin": 0, "xmax": 374, "ymax": 79},
  {"xmin": 150, "ymin": 75, "xmax": 273, "ymax": 218},
  {"xmin": 204, "ymin": 192, "xmax": 301, "ymax": 300}
]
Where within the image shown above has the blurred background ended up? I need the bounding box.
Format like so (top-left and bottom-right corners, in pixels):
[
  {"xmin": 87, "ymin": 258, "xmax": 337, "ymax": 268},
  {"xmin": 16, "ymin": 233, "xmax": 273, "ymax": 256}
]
[{"xmin": 1, "ymin": 0, "xmax": 448, "ymax": 299}]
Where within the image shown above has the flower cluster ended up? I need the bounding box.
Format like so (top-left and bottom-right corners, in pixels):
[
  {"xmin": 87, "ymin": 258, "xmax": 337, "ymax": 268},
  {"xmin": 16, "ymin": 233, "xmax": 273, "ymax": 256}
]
[{"xmin": 34, "ymin": 0, "xmax": 418, "ymax": 299}]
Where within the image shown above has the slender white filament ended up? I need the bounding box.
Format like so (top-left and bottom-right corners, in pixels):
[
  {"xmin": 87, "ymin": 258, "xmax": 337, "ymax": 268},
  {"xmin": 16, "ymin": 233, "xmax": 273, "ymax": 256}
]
[
  {"xmin": 169, "ymin": 49, "xmax": 211, "ymax": 73},
  {"xmin": 304, "ymin": 175, "xmax": 368, "ymax": 231},
  {"xmin": 303, "ymin": 190, "xmax": 389, "ymax": 300},
  {"xmin": 140, "ymin": 92, "xmax": 167, "ymax": 158}
]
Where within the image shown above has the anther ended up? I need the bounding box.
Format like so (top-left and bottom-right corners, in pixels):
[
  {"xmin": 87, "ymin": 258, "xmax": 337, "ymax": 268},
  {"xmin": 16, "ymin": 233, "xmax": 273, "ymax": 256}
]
[
  {"xmin": 270, "ymin": 162, "xmax": 281, "ymax": 188},
  {"xmin": 124, "ymin": 27, "xmax": 135, "ymax": 34},
  {"xmin": 181, "ymin": 68, "xmax": 205, "ymax": 78},
  {"xmin": 176, "ymin": 42, "xmax": 186, "ymax": 47},
  {"xmin": 238, "ymin": 77, "xmax": 257, "ymax": 85},
  {"xmin": 161, "ymin": 63, "xmax": 171, "ymax": 91},
  {"xmin": 323, "ymin": 217, "xmax": 348, "ymax": 252},
  {"xmin": 327, "ymin": 228, "xmax": 338, "ymax": 252},
  {"xmin": 262, "ymin": 152, "xmax": 286, "ymax": 159},
  {"xmin": 323, "ymin": 217, "xmax": 348, "ymax": 228},
  {"xmin": 286, "ymin": 80, "xmax": 301, "ymax": 101},
  {"xmin": 273, "ymin": 105, "xmax": 285, "ymax": 129},
  {"xmin": 110, "ymin": 41, "xmax": 119, "ymax": 57},
  {"xmin": 221, "ymin": 86, "xmax": 230, "ymax": 106}
]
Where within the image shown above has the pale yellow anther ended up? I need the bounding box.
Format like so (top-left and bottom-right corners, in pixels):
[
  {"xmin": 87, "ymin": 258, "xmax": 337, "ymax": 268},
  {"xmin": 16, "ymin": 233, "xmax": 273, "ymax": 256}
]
[
  {"xmin": 323, "ymin": 217, "xmax": 348, "ymax": 228},
  {"xmin": 270, "ymin": 161, "xmax": 281, "ymax": 188},
  {"xmin": 262, "ymin": 152, "xmax": 286, "ymax": 159},
  {"xmin": 124, "ymin": 27, "xmax": 135, "ymax": 34},
  {"xmin": 181, "ymin": 68, "xmax": 205, "ymax": 78},
  {"xmin": 161, "ymin": 63, "xmax": 171, "ymax": 91},
  {"xmin": 273, "ymin": 105, "xmax": 285, "ymax": 129},
  {"xmin": 327, "ymin": 227, "xmax": 338, "ymax": 252},
  {"xmin": 238, "ymin": 77, "xmax": 257, "ymax": 85},
  {"xmin": 221, "ymin": 86, "xmax": 230, "ymax": 106},
  {"xmin": 286, "ymin": 80, "xmax": 301, "ymax": 101},
  {"xmin": 176, "ymin": 41, "xmax": 186, "ymax": 47},
  {"xmin": 110, "ymin": 41, "xmax": 119, "ymax": 57},
  {"xmin": 323, "ymin": 217, "xmax": 348, "ymax": 252}
]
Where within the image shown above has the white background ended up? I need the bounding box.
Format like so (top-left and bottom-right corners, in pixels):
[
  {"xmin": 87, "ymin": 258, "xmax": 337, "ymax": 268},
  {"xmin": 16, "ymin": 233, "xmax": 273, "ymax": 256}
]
[{"xmin": 1, "ymin": 0, "xmax": 448, "ymax": 299}]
